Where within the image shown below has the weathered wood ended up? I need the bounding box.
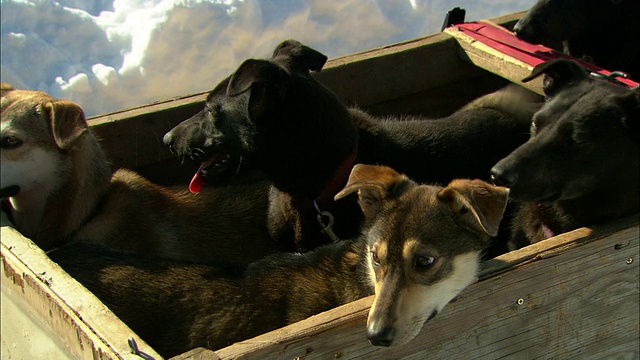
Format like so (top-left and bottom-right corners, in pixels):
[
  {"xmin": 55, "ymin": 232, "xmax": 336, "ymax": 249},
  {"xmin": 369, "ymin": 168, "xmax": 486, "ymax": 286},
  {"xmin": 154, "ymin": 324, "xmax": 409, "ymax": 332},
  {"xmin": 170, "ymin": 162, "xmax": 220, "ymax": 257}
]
[
  {"xmin": 1, "ymin": 224, "xmax": 162, "ymax": 360},
  {"xmin": 213, "ymin": 219, "xmax": 639, "ymax": 359},
  {"xmin": 444, "ymin": 19, "xmax": 545, "ymax": 95}
]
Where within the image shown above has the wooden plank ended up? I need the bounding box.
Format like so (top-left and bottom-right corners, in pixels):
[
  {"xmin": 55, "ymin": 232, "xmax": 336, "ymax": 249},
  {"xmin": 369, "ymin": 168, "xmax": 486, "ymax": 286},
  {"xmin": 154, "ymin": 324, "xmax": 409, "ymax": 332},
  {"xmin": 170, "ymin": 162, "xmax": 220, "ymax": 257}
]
[
  {"xmin": 213, "ymin": 219, "xmax": 639, "ymax": 359},
  {"xmin": 1, "ymin": 223, "xmax": 162, "ymax": 360},
  {"xmin": 443, "ymin": 21, "xmax": 544, "ymax": 95}
]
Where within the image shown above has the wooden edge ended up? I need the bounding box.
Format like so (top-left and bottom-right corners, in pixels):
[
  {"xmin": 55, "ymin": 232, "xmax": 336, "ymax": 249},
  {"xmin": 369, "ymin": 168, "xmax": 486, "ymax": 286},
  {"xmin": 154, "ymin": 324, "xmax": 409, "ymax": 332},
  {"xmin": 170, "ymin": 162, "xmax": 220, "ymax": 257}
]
[
  {"xmin": 213, "ymin": 297, "xmax": 374, "ymax": 359},
  {"xmin": 480, "ymin": 214, "xmax": 640, "ymax": 279},
  {"xmin": 210, "ymin": 216, "xmax": 639, "ymax": 359},
  {"xmin": 1, "ymin": 224, "xmax": 162, "ymax": 360},
  {"xmin": 443, "ymin": 24, "xmax": 544, "ymax": 95}
]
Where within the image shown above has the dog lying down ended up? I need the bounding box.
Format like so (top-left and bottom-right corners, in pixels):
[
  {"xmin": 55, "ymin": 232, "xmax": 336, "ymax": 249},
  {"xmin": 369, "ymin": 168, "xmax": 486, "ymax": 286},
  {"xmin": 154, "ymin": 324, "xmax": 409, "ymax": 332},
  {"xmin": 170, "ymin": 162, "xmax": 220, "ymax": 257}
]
[
  {"xmin": 49, "ymin": 164, "xmax": 509, "ymax": 358},
  {"xmin": 491, "ymin": 59, "xmax": 639, "ymax": 249},
  {"xmin": 0, "ymin": 83, "xmax": 278, "ymax": 264},
  {"xmin": 163, "ymin": 39, "xmax": 537, "ymax": 254}
]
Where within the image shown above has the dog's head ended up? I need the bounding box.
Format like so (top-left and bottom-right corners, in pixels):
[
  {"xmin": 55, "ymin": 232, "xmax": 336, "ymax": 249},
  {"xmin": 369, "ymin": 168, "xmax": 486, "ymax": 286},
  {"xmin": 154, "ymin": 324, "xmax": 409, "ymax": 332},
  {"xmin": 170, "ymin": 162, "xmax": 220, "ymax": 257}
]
[
  {"xmin": 1, "ymin": 83, "xmax": 89, "ymax": 198},
  {"xmin": 513, "ymin": 0, "xmax": 624, "ymax": 46},
  {"xmin": 163, "ymin": 39, "xmax": 342, "ymax": 194},
  {"xmin": 336, "ymin": 164, "xmax": 509, "ymax": 347},
  {"xmin": 490, "ymin": 59, "xmax": 639, "ymax": 204}
]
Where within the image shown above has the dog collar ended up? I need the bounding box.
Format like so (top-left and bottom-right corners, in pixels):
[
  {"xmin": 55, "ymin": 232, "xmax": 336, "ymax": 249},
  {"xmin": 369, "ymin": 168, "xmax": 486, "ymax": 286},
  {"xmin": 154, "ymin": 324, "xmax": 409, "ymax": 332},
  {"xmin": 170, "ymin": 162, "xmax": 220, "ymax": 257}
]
[{"xmin": 315, "ymin": 143, "xmax": 358, "ymax": 205}]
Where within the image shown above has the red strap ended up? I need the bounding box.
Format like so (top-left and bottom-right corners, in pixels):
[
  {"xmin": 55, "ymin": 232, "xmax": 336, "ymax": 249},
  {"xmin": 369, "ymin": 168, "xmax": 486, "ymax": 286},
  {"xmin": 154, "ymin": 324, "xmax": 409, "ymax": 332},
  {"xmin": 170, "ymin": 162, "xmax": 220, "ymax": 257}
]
[
  {"xmin": 455, "ymin": 22, "xmax": 639, "ymax": 88},
  {"xmin": 316, "ymin": 144, "xmax": 358, "ymax": 205}
]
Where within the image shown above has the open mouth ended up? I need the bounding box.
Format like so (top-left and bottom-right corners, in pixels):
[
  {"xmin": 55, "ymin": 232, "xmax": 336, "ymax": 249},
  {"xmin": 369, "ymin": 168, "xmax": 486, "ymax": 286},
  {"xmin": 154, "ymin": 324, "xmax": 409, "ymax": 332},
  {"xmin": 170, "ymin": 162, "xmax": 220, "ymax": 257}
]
[
  {"xmin": 0, "ymin": 185, "xmax": 21, "ymax": 198},
  {"xmin": 189, "ymin": 152, "xmax": 238, "ymax": 193}
]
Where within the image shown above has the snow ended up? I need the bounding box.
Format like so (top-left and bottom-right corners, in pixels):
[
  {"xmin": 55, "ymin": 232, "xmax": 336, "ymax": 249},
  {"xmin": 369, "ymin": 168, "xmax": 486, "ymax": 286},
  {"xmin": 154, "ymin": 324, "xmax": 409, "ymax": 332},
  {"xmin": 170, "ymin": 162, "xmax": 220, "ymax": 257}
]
[{"xmin": 1, "ymin": 0, "xmax": 536, "ymax": 117}]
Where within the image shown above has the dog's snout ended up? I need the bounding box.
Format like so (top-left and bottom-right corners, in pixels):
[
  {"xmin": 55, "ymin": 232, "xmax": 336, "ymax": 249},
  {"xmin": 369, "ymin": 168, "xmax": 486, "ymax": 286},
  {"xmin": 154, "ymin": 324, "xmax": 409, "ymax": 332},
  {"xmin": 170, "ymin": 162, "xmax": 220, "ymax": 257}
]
[
  {"xmin": 490, "ymin": 165, "xmax": 518, "ymax": 188},
  {"xmin": 512, "ymin": 19, "xmax": 537, "ymax": 42},
  {"xmin": 367, "ymin": 325, "xmax": 396, "ymax": 347},
  {"xmin": 512, "ymin": 21, "xmax": 524, "ymax": 37},
  {"xmin": 163, "ymin": 131, "xmax": 175, "ymax": 148}
]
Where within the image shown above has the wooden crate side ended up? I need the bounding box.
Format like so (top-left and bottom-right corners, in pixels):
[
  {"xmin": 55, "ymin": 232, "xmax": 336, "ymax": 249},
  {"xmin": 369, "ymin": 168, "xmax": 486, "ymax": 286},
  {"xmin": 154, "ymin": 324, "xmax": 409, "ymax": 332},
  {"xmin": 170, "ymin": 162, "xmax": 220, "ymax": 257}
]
[
  {"xmin": 1, "ymin": 225, "xmax": 162, "ymax": 360},
  {"xmin": 212, "ymin": 220, "xmax": 639, "ymax": 360},
  {"xmin": 443, "ymin": 20, "xmax": 544, "ymax": 96}
]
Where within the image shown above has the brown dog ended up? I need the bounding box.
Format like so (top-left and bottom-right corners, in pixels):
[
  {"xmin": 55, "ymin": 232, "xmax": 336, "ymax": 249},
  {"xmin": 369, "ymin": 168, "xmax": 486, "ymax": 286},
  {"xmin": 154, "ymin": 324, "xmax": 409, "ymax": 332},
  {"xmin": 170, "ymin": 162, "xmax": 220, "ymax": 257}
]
[
  {"xmin": 49, "ymin": 164, "xmax": 509, "ymax": 357},
  {"xmin": 0, "ymin": 83, "xmax": 278, "ymax": 263}
]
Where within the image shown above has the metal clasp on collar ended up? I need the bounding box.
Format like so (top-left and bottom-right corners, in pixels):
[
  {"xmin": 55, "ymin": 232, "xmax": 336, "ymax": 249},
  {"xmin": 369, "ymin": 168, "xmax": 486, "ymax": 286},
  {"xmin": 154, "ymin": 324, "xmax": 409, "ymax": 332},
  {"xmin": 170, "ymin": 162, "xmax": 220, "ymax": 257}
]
[
  {"xmin": 590, "ymin": 71, "xmax": 630, "ymax": 84},
  {"xmin": 313, "ymin": 200, "xmax": 339, "ymax": 242}
]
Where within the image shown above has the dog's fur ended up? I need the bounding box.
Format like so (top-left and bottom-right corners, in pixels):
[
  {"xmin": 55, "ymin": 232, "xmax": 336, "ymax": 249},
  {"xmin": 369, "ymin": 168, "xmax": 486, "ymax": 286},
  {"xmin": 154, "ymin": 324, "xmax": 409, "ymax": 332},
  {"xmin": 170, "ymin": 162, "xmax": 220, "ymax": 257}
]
[
  {"xmin": 49, "ymin": 164, "xmax": 509, "ymax": 357},
  {"xmin": 490, "ymin": 59, "xmax": 639, "ymax": 248},
  {"xmin": 163, "ymin": 40, "xmax": 536, "ymax": 254},
  {"xmin": 0, "ymin": 83, "xmax": 278, "ymax": 263},
  {"xmin": 514, "ymin": 0, "xmax": 640, "ymax": 80}
]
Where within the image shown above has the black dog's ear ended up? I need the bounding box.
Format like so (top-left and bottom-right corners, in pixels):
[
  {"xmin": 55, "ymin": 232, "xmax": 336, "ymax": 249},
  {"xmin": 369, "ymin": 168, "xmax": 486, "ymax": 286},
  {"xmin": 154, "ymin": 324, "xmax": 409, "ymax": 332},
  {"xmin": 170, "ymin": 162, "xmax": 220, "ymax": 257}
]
[
  {"xmin": 437, "ymin": 179, "xmax": 509, "ymax": 237},
  {"xmin": 227, "ymin": 59, "xmax": 288, "ymax": 121},
  {"xmin": 272, "ymin": 39, "xmax": 328, "ymax": 74},
  {"xmin": 335, "ymin": 164, "xmax": 412, "ymax": 221},
  {"xmin": 522, "ymin": 59, "xmax": 590, "ymax": 96}
]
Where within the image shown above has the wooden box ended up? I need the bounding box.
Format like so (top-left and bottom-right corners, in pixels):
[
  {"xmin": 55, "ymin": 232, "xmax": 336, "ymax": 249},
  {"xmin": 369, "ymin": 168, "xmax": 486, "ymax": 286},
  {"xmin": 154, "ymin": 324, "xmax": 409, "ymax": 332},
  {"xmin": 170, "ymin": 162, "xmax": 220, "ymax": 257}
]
[{"xmin": 2, "ymin": 12, "xmax": 638, "ymax": 360}]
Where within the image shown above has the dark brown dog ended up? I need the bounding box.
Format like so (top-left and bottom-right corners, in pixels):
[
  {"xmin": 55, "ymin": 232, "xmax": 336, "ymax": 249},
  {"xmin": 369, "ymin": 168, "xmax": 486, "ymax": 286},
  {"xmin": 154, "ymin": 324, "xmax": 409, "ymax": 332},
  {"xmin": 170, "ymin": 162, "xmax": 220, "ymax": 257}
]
[
  {"xmin": 49, "ymin": 164, "xmax": 508, "ymax": 357},
  {"xmin": 490, "ymin": 59, "xmax": 639, "ymax": 248},
  {"xmin": 514, "ymin": 0, "xmax": 640, "ymax": 80},
  {"xmin": 1, "ymin": 83, "xmax": 277, "ymax": 264},
  {"xmin": 163, "ymin": 40, "xmax": 535, "ymax": 255}
]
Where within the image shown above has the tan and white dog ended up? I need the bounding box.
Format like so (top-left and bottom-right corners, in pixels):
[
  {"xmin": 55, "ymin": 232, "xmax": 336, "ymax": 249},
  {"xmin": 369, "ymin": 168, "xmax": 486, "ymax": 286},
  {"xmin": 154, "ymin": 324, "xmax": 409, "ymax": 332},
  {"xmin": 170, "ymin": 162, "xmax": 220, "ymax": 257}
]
[
  {"xmin": 0, "ymin": 83, "xmax": 279, "ymax": 263},
  {"xmin": 50, "ymin": 164, "xmax": 509, "ymax": 356},
  {"xmin": 336, "ymin": 165, "xmax": 510, "ymax": 347}
]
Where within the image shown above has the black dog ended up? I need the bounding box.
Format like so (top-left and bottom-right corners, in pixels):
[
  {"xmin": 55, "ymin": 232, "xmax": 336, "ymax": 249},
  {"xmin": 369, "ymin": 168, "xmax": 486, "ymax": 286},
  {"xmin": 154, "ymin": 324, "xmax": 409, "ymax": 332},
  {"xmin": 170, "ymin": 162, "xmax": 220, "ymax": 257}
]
[
  {"xmin": 164, "ymin": 40, "xmax": 535, "ymax": 254},
  {"xmin": 491, "ymin": 58, "xmax": 639, "ymax": 249},
  {"xmin": 514, "ymin": 0, "xmax": 640, "ymax": 80}
]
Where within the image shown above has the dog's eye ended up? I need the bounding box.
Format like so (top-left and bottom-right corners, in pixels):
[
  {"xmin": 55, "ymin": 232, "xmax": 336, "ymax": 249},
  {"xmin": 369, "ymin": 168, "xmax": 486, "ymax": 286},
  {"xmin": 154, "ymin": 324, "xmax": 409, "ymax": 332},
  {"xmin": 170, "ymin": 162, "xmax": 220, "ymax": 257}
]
[
  {"xmin": 370, "ymin": 251, "xmax": 380, "ymax": 266},
  {"xmin": 414, "ymin": 256, "xmax": 435, "ymax": 269},
  {"xmin": 1, "ymin": 136, "xmax": 23, "ymax": 149}
]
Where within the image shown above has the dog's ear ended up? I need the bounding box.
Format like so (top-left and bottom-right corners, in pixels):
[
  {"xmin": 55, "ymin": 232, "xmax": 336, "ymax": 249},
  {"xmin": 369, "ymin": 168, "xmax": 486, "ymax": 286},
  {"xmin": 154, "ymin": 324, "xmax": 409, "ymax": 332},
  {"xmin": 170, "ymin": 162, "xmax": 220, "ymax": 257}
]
[
  {"xmin": 227, "ymin": 59, "xmax": 288, "ymax": 121},
  {"xmin": 522, "ymin": 59, "xmax": 590, "ymax": 96},
  {"xmin": 437, "ymin": 179, "xmax": 509, "ymax": 237},
  {"xmin": 43, "ymin": 100, "xmax": 89, "ymax": 150},
  {"xmin": 272, "ymin": 39, "xmax": 328, "ymax": 73},
  {"xmin": 335, "ymin": 164, "xmax": 411, "ymax": 220}
]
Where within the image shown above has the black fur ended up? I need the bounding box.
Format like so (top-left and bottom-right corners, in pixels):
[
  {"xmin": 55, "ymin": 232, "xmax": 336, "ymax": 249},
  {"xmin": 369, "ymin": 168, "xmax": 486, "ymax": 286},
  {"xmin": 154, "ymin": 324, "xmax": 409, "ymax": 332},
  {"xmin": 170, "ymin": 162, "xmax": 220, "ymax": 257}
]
[
  {"xmin": 514, "ymin": 0, "xmax": 640, "ymax": 80},
  {"xmin": 491, "ymin": 59, "xmax": 639, "ymax": 247},
  {"xmin": 164, "ymin": 40, "xmax": 533, "ymax": 255}
]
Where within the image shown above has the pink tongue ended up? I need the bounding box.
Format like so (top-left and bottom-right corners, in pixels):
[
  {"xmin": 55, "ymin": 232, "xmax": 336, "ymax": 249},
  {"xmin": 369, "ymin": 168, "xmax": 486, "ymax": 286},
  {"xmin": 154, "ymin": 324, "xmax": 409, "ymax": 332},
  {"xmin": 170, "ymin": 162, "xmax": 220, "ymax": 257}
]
[{"xmin": 189, "ymin": 170, "xmax": 206, "ymax": 193}]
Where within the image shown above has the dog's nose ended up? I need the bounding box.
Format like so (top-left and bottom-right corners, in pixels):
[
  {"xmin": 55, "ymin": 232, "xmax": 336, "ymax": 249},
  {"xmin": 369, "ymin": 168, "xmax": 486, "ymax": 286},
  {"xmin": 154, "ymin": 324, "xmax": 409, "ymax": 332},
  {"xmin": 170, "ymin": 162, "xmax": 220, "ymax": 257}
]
[
  {"xmin": 163, "ymin": 131, "xmax": 174, "ymax": 147},
  {"xmin": 490, "ymin": 166, "xmax": 518, "ymax": 188},
  {"xmin": 512, "ymin": 21, "xmax": 523, "ymax": 37},
  {"xmin": 367, "ymin": 325, "xmax": 396, "ymax": 347}
]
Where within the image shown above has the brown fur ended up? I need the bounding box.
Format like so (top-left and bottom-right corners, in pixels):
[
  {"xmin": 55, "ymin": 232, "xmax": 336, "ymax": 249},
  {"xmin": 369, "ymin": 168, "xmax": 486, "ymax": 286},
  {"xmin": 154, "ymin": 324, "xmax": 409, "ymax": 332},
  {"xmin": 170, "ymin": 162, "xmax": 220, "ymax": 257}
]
[
  {"xmin": 49, "ymin": 164, "xmax": 509, "ymax": 357},
  {"xmin": 1, "ymin": 83, "xmax": 278, "ymax": 263}
]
